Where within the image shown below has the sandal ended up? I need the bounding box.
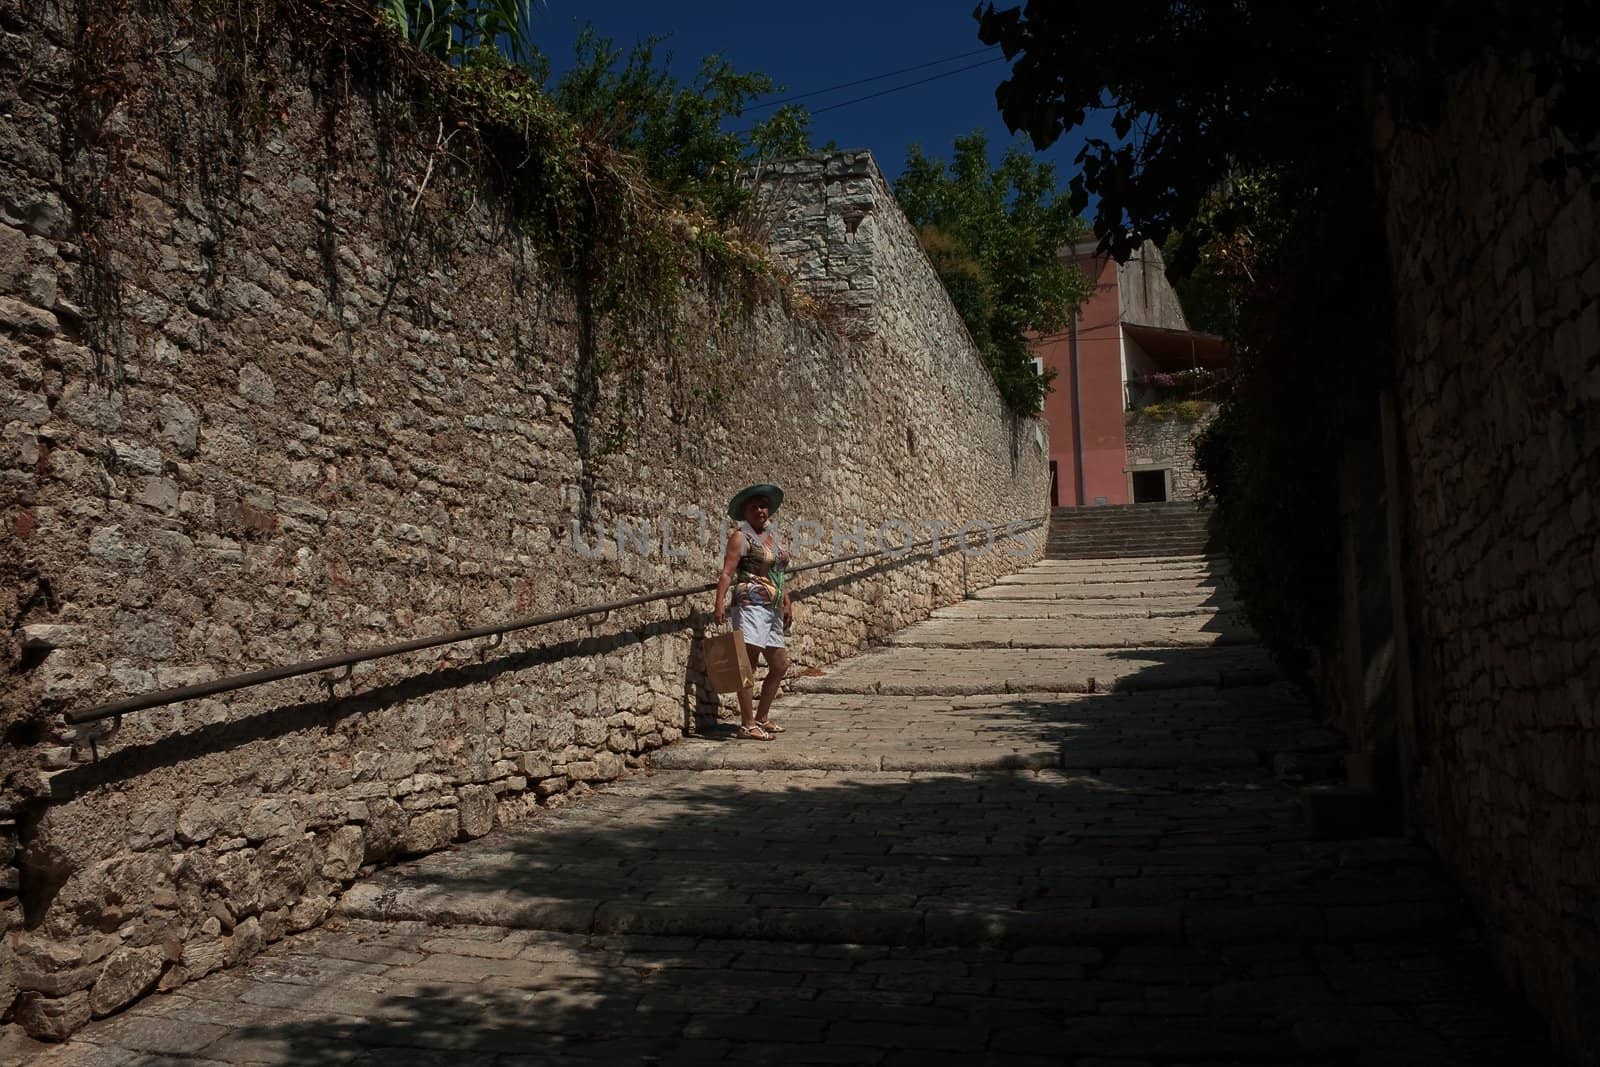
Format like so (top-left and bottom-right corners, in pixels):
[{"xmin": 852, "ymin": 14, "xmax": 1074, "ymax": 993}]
[
  {"xmin": 736, "ymin": 723, "xmax": 775, "ymax": 741},
  {"xmin": 755, "ymin": 719, "xmax": 784, "ymax": 734}
]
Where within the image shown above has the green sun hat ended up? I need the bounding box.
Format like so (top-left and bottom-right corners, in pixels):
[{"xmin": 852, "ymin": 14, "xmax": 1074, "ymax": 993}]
[{"xmin": 726, "ymin": 483, "xmax": 784, "ymax": 521}]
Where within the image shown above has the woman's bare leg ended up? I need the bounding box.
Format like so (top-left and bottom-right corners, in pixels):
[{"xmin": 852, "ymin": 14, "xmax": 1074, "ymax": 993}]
[
  {"xmin": 756, "ymin": 647, "xmax": 788, "ymax": 722},
  {"xmin": 737, "ymin": 646, "xmax": 762, "ymax": 727}
]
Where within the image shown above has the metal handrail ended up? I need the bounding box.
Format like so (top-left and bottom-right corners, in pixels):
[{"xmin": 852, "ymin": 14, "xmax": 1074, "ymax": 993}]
[{"xmin": 63, "ymin": 514, "xmax": 1048, "ymax": 725}]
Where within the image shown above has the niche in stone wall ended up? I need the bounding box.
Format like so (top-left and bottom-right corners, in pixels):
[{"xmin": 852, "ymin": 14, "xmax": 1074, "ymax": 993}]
[{"xmin": 1132, "ymin": 469, "xmax": 1169, "ymax": 503}]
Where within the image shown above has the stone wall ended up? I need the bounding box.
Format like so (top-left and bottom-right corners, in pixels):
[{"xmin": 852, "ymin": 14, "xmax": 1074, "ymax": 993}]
[
  {"xmin": 0, "ymin": 4, "xmax": 1045, "ymax": 1039},
  {"xmin": 1378, "ymin": 54, "xmax": 1600, "ymax": 1062},
  {"xmin": 1123, "ymin": 407, "xmax": 1216, "ymax": 502}
]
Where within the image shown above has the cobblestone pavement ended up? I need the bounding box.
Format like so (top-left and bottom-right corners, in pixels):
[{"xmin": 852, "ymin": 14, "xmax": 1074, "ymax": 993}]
[{"xmin": 23, "ymin": 556, "xmax": 1566, "ymax": 1065}]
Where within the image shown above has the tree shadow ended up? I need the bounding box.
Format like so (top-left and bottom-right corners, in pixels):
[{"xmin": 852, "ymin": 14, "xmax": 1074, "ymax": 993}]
[
  {"xmin": 128, "ymin": 765, "xmax": 1567, "ymax": 1066},
  {"xmin": 52, "ymin": 555, "xmax": 1569, "ymax": 1065}
]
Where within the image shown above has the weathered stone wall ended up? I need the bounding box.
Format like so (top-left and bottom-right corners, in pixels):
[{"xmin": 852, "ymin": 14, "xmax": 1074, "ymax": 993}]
[
  {"xmin": 0, "ymin": 4, "xmax": 1045, "ymax": 1039},
  {"xmin": 1378, "ymin": 54, "xmax": 1600, "ymax": 1062},
  {"xmin": 1122, "ymin": 407, "xmax": 1216, "ymax": 502}
]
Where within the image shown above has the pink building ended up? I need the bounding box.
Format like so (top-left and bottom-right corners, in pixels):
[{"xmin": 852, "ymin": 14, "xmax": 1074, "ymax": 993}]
[{"xmin": 1036, "ymin": 239, "xmax": 1229, "ymax": 507}]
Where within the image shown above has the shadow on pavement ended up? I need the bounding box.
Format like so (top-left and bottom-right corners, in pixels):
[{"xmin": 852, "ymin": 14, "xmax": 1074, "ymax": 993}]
[
  {"xmin": 178, "ymin": 767, "xmax": 1572, "ymax": 1067},
  {"xmin": 44, "ymin": 555, "xmax": 1572, "ymax": 1066}
]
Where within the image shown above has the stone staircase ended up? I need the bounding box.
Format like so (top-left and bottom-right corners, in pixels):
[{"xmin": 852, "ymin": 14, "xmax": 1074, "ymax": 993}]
[{"xmin": 1047, "ymin": 501, "xmax": 1219, "ymax": 559}]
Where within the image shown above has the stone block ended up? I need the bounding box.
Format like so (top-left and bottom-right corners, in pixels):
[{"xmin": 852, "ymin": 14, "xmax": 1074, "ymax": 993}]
[
  {"xmin": 594, "ymin": 751, "xmax": 624, "ymax": 781},
  {"xmin": 401, "ymin": 809, "xmax": 458, "ymax": 855},
  {"xmin": 173, "ymin": 799, "xmax": 222, "ymax": 844},
  {"xmin": 458, "ymin": 785, "xmax": 496, "ymax": 839},
  {"xmin": 19, "ymin": 624, "xmax": 82, "ymax": 650},
  {"xmin": 400, "ymin": 790, "xmax": 454, "ymax": 812},
  {"xmin": 258, "ymin": 905, "xmax": 289, "ymax": 942},
  {"xmin": 126, "ymin": 804, "xmax": 175, "ymax": 851},
  {"xmin": 11, "ymin": 933, "xmax": 88, "ymax": 974},
  {"xmin": 110, "ymin": 438, "xmax": 163, "ymax": 474},
  {"xmin": 212, "ymin": 849, "xmax": 263, "ymax": 915},
  {"xmin": 88, "ymin": 525, "xmax": 147, "ymax": 570},
  {"xmin": 227, "ymin": 916, "xmax": 264, "ymax": 965},
  {"xmin": 179, "ymin": 936, "xmax": 229, "ymax": 981},
  {"xmin": 0, "ymin": 295, "xmax": 57, "ymax": 334},
  {"xmin": 319, "ymin": 824, "xmax": 364, "ymax": 881},
  {"xmin": 288, "ymin": 894, "xmax": 334, "ymax": 933},
  {"xmin": 15, "ymin": 961, "xmax": 97, "ymax": 997},
  {"xmin": 14, "ymin": 990, "xmax": 91, "ymax": 1041},
  {"xmin": 158, "ymin": 395, "xmax": 199, "ymax": 454},
  {"xmin": 363, "ymin": 799, "xmax": 406, "ymax": 864},
  {"xmin": 88, "ymin": 945, "xmax": 165, "ymax": 1017},
  {"xmin": 563, "ymin": 760, "xmax": 601, "ymax": 782},
  {"xmin": 258, "ymin": 836, "xmax": 313, "ymax": 910},
  {"xmin": 243, "ymin": 798, "xmax": 303, "ymax": 843},
  {"xmin": 517, "ymin": 753, "xmax": 554, "ymax": 778}
]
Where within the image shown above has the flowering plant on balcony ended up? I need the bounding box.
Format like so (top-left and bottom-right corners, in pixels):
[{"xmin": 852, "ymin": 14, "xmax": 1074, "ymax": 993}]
[{"xmin": 1126, "ymin": 366, "xmax": 1231, "ymax": 410}]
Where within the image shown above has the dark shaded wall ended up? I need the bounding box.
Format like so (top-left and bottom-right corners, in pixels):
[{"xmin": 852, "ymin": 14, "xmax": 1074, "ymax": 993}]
[{"xmin": 1378, "ymin": 54, "xmax": 1600, "ymax": 1063}]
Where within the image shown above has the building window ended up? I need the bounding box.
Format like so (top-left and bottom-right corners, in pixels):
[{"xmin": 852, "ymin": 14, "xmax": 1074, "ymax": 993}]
[{"xmin": 1031, "ymin": 356, "xmax": 1044, "ymax": 378}]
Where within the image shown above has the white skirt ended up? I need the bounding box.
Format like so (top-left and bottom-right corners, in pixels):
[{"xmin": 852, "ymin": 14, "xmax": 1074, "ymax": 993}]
[{"xmin": 731, "ymin": 602, "xmax": 785, "ymax": 649}]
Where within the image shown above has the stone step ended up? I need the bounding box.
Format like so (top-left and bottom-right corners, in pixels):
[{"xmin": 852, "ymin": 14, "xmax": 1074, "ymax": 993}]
[
  {"xmin": 930, "ymin": 603, "xmax": 1240, "ymax": 621},
  {"xmin": 1047, "ymin": 525, "xmax": 1214, "ymax": 537},
  {"xmin": 1046, "ymin": 530, "xmax": 1216, "ymax": 541},
  {"xmin": 970, "ymin": 588, "xmax": 1241, "ymax": 609},
  {"xmin": 986, "ymin": 574, "xmax": 1233, "ymax": 590},
  {"xmin": 888, "ymin": 617, "xmax": 1259, "ymax": 649},
  {"xmin": 1047, "ymin": 546, "xmax": 1220, "ymax": 561},
  {"xmin": 1046, "ymin": 524, "xmax": 1217, "ymax": 532},
  {"xmin": 790, "ymin": 644, "xmax": 1278, "ymax": 696},
  {"xmin": 1045, "ymin": 504, "xmax": 1222, "ymax": 562},
  {"xmin": 1021, "ymin": 559, "xmax": 1228, "ymax": 571},
  {"xmin": 1047, "ymin": 533, "xmax": 1215, "ymax": 543},
  {"xmin": 1050, "ymin": 503, "xmax": 1211, "ymax": 515},
  {"xmin": 1047, "ymin": 536, "xmax": 1219, "ymax": 548},
  {"xmin": 994, "ymin": 570, "xmax": 1231, "ymax": 586}
]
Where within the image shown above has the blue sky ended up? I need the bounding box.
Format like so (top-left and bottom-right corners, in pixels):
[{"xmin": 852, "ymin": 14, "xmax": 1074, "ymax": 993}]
[{"xmin": 528, "ymin": 1, "xmax": 1114, "ymax": 195}]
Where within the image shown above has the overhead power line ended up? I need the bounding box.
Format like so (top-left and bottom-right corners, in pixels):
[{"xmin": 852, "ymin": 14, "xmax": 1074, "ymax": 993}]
[
  {"xmin": 745, "ymin": 46, "xmax": 998, "ymax": 113},
  {"xmin": 807, "ymin": 56, "xmax": 1008, "ymax": 116}
]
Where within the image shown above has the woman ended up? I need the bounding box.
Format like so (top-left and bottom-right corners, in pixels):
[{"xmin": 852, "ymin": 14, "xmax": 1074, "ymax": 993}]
[{"xmin": 713, "ymin": 483, "xmax": 794, "ymax": 741}]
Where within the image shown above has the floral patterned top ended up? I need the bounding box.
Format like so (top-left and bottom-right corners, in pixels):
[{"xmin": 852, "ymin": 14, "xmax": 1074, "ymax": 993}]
[{"xmin": 731, "ymin": 520, "xmax": 790, "ymax": 610}]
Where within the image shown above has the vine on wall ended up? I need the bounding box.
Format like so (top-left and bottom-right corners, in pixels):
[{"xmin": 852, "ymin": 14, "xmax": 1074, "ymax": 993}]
[{"xmin": 53, "ymin": 0, "xmax": 794, "ymax": 444}]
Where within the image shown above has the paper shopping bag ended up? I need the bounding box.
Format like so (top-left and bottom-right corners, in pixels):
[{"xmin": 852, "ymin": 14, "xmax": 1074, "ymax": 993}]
[{"xmin": 703, "ymin": 627, "xmax": 753, "ymax": 694}]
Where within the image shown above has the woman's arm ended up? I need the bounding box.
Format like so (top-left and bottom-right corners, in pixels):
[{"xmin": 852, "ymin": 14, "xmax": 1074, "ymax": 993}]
[{"xmin": 713, "ymin": 527, "xmax": 742, "ymax": 624}]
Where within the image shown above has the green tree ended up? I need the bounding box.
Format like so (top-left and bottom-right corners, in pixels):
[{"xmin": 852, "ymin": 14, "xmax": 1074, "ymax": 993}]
[
  {"xmin": 974, "ymin": 1, "xmax": 1598, "ymax": 261},
  {"xmin": 552, "ymin": 30, "xmax": 816, "ymax": 221},
  {"xmin": 972, "ymin": 0, "xmax": 1600, "ymax": 675},
  {"xmin": 1161, "ymin": 167, "xmax": 1294, "ymax": 339},
  {"xmin": 895, "ymin": 132, "xmax": 1090, "ymax": 415}
]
